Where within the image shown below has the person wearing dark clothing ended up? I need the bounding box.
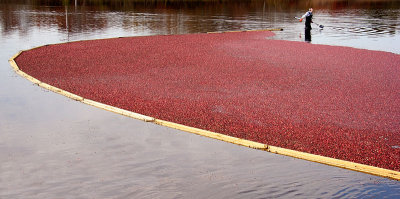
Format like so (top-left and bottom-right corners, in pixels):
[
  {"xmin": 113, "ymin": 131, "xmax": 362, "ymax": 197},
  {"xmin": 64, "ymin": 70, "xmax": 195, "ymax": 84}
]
[{"xmin": 299, "ymin": 8, "xmax": 313, "ymax": 42}]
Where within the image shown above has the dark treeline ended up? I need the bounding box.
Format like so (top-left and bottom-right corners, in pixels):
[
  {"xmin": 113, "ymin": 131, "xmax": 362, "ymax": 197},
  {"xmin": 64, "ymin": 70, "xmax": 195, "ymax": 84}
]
[{"xmin": 1, "ymin": 0, "xmax": 399, "ymax": 10}]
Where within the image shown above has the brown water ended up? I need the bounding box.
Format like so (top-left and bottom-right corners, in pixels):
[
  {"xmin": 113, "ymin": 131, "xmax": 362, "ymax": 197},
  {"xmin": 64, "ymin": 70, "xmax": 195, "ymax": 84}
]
[{"xmin": 1, "ymin": 0, "xmax": 400, "ymax": 198}]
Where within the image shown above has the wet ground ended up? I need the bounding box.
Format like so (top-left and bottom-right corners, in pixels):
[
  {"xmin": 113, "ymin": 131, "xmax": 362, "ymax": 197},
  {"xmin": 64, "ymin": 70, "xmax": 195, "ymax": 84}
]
[{"xmin": 1, "ymin": 0, "xmax": 400, "ymax": 198}]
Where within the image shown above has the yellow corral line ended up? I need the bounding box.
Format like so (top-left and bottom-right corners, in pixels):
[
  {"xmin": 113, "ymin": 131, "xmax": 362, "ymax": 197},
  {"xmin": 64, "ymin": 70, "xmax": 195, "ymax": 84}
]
[
  {"xmin": 154, "ymin": 119, "xmax": 400, "ymax": 180},
  {"xmin": 9, "ymin": 39, "xmax": 400, "ymax": 181},
  {"xmin": 154, "ymin": 119, "xmax": 268, "ymax": 150},
  {"xmin": 83, "ymin": 99, "xmax": 155, "ymax": 122},
  {"xmin": 9, "ymin": 52, "xmax": 154, "ymax": 123},
  {"xmin": 207, "ymin": 28, "xmax": 283, "ymax": 34}
]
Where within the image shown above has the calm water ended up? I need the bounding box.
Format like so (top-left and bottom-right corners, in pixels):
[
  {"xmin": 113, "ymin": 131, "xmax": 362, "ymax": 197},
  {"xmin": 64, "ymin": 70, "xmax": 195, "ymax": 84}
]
[{"xmin": 1, "ymin": 0, "xmax": 400, "ymax": 198}]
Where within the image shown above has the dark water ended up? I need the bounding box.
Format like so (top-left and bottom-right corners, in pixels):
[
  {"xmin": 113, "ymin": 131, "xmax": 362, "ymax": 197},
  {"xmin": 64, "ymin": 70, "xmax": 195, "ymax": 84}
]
[{"xmin": 1, "ymin": 0, "xmax": 400, "ymax": 198}]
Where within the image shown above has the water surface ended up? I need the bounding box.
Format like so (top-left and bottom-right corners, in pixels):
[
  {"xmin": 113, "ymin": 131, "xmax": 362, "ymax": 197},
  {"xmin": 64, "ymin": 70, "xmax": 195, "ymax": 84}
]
[{"xmin": 1, "ymin": 0, "xmax": 400, "ymax": 198}]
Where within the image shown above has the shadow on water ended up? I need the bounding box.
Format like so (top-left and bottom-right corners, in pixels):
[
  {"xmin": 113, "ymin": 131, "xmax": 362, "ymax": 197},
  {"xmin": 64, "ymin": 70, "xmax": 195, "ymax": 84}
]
[{"xmin": 1, "ymin": 0, "xmax": 400, "ymax": 198}]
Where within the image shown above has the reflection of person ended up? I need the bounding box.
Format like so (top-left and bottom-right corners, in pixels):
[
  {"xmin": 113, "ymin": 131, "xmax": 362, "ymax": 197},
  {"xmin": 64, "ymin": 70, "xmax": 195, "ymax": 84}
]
[
  {"xmin": 305, "ymin": 27, "xmax": 311, "ymax": 42},
  {"xmin": 299, "ymin": 8, "xmax": 313, "ymax": 42}
]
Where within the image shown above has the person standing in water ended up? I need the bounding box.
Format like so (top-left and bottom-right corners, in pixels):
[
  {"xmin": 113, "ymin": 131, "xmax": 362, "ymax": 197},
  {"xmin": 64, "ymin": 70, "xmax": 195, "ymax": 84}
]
[{"xmin": 299, "ymin": 8, "xmax": 313, "ymax": 42}]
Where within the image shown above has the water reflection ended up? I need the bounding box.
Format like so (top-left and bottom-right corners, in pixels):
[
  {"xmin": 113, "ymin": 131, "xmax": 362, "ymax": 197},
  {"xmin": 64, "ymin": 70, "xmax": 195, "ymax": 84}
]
[
  {"xmin": 1, "ymin": 0, "xmax": 399, "ymax": 39},
  {"xmin": 305, "ymin": 28, "xmax": 311, "ymax": 42}
]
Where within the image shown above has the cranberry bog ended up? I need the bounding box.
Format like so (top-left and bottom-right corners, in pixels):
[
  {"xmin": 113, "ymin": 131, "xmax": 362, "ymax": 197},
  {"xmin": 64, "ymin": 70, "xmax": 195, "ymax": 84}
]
[{"xmin": 10, "ymin": 31, "xmax": 400, "ymax": 180}]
